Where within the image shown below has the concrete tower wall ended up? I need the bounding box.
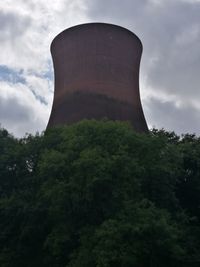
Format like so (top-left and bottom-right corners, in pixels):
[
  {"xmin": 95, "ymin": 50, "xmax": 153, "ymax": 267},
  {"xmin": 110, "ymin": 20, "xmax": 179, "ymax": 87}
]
[{"xmin": 47, "ymin": 23, "xmax": 148, "ymax": 132}]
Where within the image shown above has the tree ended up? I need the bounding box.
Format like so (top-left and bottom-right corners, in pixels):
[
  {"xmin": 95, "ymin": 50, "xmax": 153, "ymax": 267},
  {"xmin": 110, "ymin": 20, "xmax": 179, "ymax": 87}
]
[{"xmin": 0, "ymin": 121, "xmax": 200, "ymax": 267}]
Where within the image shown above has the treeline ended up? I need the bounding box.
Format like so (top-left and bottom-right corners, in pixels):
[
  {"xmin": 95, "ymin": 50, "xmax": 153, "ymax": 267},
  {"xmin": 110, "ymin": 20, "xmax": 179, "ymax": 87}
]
[{"xmin": 0, "ymin": 120, "xmax": 200, "ymax": 267}]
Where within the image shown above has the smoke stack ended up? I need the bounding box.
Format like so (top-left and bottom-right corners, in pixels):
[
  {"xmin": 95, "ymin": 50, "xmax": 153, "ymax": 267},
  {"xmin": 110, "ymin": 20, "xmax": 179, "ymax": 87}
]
[{"xmin": 47, "ymin": 23, "xmax": 148, "ymax": 132}]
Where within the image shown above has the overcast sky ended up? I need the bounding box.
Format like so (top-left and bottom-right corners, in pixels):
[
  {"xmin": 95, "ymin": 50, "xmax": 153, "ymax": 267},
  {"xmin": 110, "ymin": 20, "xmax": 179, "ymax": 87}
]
[{"xmin": 0, "ymin": 0, "xmax": 200, "ymax": 137}]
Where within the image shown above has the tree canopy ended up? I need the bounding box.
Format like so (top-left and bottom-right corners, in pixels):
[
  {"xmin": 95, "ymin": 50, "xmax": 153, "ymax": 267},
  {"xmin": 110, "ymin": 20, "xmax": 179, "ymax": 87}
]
[{"xmin": 0, "ymin": 120, "xmax": 200, "ymax": 267}]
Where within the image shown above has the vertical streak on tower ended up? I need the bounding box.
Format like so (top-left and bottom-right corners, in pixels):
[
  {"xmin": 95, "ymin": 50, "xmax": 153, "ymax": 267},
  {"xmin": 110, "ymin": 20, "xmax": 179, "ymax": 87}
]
[{"xmin": 47, "ymin": 23, "xmax": 148, "ymax": 132}]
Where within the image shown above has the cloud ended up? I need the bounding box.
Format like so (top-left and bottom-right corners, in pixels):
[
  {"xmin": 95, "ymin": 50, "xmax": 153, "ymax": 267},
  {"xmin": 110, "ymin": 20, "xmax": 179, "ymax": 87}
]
[
  {"xmin": 0, "ymin": 0, "xmax": 88, "ymax": 136},
  {"xmin": 0, "ymin": 9, "xmax": 31, "ymax": 41},
  {"xmin": 0, "ymin": 0, "xmax": 199, "ymax": 136},
  {"xmin": 85, "ymin": 0, "xmax": 200, "ymax": 133},
  {"xmin": 0, "ymin": 81, "xmax": 51, "ymax": 137},
  {"xmin": 144, "ymin": 96, "xmax": 200, "ymax": 135},
  {"xmin": 0, "ymin": 65, "xmax": 25, "ymax": 84}
]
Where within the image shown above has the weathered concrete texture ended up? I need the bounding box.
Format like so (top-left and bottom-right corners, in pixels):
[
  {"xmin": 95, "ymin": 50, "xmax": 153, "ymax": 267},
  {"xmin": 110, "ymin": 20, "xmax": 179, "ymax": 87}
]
[{"xmin": 47, "ymin": 23, "xmax": 148, "ymax": 132}]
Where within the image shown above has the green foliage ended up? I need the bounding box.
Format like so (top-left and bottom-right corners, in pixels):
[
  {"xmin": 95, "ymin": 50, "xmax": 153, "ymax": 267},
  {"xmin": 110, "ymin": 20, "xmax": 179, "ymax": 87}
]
[
  {"xmin": 0, "ymin": 120, "xmax": 200, "ymax": 267},
  {"xmin": 68, "ymin": 200, "xmax": 184, "ymax": 267}
]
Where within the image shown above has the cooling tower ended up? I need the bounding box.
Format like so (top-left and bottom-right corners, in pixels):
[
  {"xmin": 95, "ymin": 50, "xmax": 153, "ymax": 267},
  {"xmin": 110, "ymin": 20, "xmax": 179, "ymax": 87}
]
[{"xmin": 47, "ymin": 23, "xmax": 148, "ymax": 132}]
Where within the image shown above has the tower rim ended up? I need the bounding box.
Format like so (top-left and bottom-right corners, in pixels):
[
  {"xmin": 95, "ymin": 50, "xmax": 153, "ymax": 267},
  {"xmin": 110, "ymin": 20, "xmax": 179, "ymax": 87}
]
[{"xmin": 50, "ymin": 22, "xmax": 143, "ymax": 53}]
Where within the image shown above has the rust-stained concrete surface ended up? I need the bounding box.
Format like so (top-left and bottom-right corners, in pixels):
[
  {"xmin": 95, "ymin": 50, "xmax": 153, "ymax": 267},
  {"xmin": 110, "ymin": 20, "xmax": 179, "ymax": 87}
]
[{"xmin": 47, "ymin": 23, "xmax": 148, "ymax": 132}]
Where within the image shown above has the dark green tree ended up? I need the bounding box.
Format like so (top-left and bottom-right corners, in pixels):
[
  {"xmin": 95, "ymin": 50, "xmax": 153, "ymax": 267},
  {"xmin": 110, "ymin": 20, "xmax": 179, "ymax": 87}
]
[{"xmin": 0, "ymin": 121, "xmax": 200, "ymax": 267}]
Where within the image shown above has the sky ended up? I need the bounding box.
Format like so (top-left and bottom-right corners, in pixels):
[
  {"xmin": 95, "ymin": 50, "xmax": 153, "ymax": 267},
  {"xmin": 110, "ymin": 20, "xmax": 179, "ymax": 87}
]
[{"xmin": 0, "ymin": 0, "xmax": 200, "ymax": 137}]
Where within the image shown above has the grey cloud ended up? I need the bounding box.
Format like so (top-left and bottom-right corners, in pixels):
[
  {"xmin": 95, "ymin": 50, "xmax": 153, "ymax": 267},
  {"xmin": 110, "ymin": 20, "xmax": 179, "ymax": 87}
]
[
  {"xmin": 30, "ymin": 89, "xmax": 48, "ymax": 105},
  {"xmin": 145, "ymin": 97, "xmax": 200, "ymax": 135},
  {"xmin": 0, "ymin": 94, "xmax": 46, "ymax": 137},
  {"xmin": 141, "ymin": 2, "xmax": 200, "ymax": 97},
  {"xmin": 0, "ymin": 66, "xmax": 49, "ymax": 105},
  {"xmin": 0, "ymin": 10, "xmax": 31, "ymax": 42},
  {"xmin": 85, "ymin": 0, "xmax": 200, "ymax": 97},
  {"xmin": 0, "ymin": 65, "xmax": 26, "ymax": 84},
  {"xmin": 0, "ymin": 96, "xmax": 32, "ymax": 125},
  {"xmin": 85, "ymin": 0, "xmax": 200, "ymax": 133},
  {"xmin": 0, "ymin": 0, "xmax": 199, "ymax": 136},
  {"xmin": 26, "ymin": 63, "xmax": 54, "ymax": 81},
  {"xmin": 86, "ymin": 0, "xmax": 147, "ymax": 21}
]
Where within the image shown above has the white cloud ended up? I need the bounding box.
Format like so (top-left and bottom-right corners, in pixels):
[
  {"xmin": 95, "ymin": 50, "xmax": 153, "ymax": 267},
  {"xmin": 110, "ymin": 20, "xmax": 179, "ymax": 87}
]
[
  {"xmin": 0, "ymin": 81, "xmax": 50, "ymax": 137},
  {"xmin": 0, "ymin": 0, "xmax": 88, "ymax": 136},
  {"xmin": 0, "ymin": 0, "xmax": 200, "ymax": 136}
]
